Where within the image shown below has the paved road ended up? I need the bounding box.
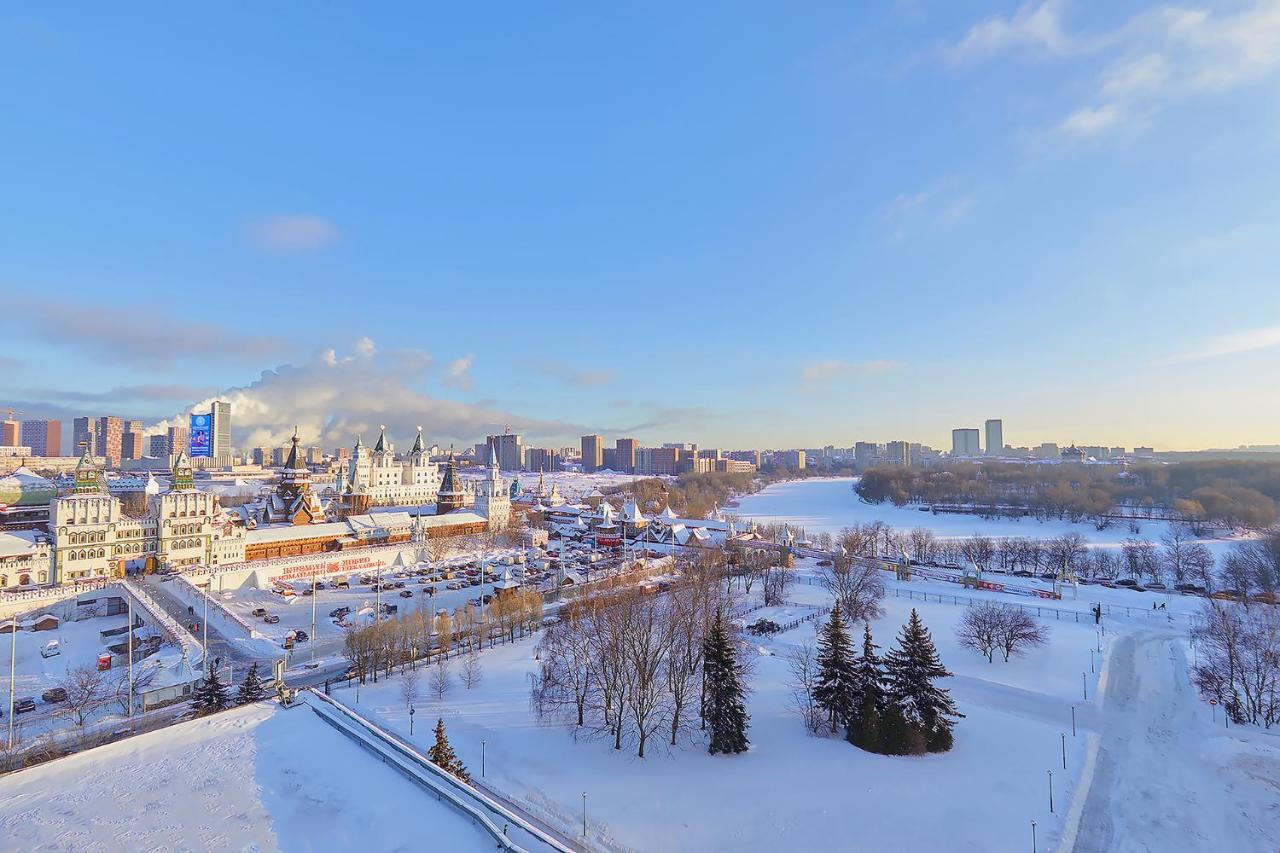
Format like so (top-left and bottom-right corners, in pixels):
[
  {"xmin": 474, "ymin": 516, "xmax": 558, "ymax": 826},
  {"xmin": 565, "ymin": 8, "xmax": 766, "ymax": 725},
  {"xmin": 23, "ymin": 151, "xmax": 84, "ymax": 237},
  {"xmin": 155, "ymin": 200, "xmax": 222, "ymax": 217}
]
[
  {"xmin": 1072, "ymin": 630, "xmax": 1279, "ymax": 853},
  {"xmin": 141, "ymin": 577, "xmax": 260, "ymax": 673}
]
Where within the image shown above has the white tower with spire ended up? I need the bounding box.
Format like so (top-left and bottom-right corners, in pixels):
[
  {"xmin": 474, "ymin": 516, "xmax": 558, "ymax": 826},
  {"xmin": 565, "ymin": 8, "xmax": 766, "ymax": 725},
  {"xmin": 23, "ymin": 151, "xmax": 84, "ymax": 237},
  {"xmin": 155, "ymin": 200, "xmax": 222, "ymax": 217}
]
[{"xmin": 475, "ymin": 445, "xmax": 510, "ymax": 530}]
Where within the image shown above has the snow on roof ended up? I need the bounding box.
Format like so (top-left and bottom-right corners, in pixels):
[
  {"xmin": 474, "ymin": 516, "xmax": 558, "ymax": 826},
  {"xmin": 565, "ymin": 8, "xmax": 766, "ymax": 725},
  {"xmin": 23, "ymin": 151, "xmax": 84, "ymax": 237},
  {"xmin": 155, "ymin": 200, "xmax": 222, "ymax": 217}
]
[
  {"xmin": 245, "ymin": 521, "xmax": 352, "ymax": 545},
  {"xmin": 0, "ymin": 529, "xmax": 42, "ymax": 558},
  {"xmin": 416, "ymin": 510, "xmax": 487, "ymax": 529}
]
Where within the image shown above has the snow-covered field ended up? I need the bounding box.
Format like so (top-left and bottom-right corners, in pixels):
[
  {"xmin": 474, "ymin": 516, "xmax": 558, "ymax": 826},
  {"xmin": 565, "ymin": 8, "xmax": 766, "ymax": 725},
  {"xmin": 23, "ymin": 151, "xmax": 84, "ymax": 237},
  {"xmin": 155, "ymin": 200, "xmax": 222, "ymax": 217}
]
[
  {"xmin": 325, "ymin": 580, "xmax": 1106, "ymax": 852},
  {"xmin": 0, "ymin": 701, "xmax": 495, "ymax": 852},
  {"xmin": 731, "ymin": 477, "xmax": 1246, "ymax": 562}
]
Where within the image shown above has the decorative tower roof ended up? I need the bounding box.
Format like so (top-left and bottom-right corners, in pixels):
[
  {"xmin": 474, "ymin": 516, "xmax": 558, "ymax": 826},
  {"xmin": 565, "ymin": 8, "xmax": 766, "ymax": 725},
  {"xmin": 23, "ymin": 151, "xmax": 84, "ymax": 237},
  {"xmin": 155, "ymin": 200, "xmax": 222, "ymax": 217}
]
[
  {"xmin": 410, "ymin": 426, "xmax": 425, "ymax": 455},
  {"xmin": 170, "ymin": 450, "xmax": 195, "ymax": 491},
  {"xmin": 436, "ymin": 451, "xmax": 465, "ymax": 514},
  {"xmin": 373, "ymin": 425, "xmax": 388, "ymax": 454},
  {"xmin": 283, "ymin": 428, "xmax": 307, "ymax": 472},
  {"xmin": 72, "ymin": 449, "xmax": 105, "ymax": 495},
  {"xmin": 353, "ymin": 434, "xmax": 364, "ymax": 452}
]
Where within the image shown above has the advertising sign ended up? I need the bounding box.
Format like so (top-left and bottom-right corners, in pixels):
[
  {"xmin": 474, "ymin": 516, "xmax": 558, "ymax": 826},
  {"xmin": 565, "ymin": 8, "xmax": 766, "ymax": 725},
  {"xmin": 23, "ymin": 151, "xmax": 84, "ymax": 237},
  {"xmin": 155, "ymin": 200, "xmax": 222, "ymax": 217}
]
[{"xmin": 189, "ymin": 413, "xmax": 212, "ymax": 458}]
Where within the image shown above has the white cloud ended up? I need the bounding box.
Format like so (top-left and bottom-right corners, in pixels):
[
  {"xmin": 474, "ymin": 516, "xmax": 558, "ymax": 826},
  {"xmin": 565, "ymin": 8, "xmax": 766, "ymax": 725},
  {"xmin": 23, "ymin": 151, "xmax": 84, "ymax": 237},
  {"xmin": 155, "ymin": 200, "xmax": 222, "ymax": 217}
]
[
  {"xmin": 1164, "ymin": 322, "xmax": 1280, "ymax": 363},
  {"xmin": 948, "ymin": 0, "xmax": 1074, "ymax": 63},
  {"xmin": 801, "ymin": 359, "xmax": 902, "ymax": 384},
  {"xmin": 949, "ymin": 0, "xmax": 1280, "ymax": 139},
  {"xmin": 1057, "ymin": 103, "xmax": 1122, "ymax": 137},
  {"xmin": 247, "ymin": 214, "xmax": 341, "ymax": 252},
  {"xmin": 443, "ymin": 354, "xmax": 475, "ymax": 391},
  {"xmin": 146, "ymin": 341, "xmax": 589, "ymax": 448},
  {"xmin": 884, "ymin": 186, "xmax": 975, "ymax": 237}
]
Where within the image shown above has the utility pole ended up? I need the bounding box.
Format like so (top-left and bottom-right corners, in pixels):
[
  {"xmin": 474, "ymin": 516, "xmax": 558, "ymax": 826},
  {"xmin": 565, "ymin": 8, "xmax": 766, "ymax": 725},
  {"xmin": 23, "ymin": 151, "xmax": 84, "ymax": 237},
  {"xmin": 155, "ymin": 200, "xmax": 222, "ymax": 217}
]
[
  {"xmin": 7, "ymin": 619, "xmax": 15, "ymax": 752},
  {"xmin": 311, "ymin": 571, "xmax": 317, "ymax": 664},
  {"xmin": 202, "ymin": 579, "xmax": 209, "ymax": 677},
  {"xmin": 127, "ymin": 593, "xmax": 135, "ymax": 716}
]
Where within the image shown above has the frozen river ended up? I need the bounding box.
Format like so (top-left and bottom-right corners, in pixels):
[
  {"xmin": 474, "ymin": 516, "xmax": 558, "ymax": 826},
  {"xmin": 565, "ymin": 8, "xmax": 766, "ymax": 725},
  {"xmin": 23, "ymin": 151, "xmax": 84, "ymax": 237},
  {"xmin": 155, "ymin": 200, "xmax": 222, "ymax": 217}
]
[{"xmin": 728, "ymin": 477, "xmax": 1244, "ymax": 559}]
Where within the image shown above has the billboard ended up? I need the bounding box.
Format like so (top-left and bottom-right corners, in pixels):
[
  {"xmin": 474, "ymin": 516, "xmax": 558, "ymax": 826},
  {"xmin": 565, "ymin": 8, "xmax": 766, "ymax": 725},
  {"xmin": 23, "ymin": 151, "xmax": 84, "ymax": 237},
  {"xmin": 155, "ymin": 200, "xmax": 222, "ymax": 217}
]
[{"xmin": 189, "ymin": 413, "xmax": 212, "ymax": 458}]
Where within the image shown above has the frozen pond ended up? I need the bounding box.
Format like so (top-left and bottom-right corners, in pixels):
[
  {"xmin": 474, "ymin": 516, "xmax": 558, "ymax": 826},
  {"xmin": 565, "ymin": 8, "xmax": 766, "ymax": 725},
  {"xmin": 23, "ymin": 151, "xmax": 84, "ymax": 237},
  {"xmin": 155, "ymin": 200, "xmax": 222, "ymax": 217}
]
[{"xmin": 729, "ymin": 477, "xmax": 1244, "ymax": 559}]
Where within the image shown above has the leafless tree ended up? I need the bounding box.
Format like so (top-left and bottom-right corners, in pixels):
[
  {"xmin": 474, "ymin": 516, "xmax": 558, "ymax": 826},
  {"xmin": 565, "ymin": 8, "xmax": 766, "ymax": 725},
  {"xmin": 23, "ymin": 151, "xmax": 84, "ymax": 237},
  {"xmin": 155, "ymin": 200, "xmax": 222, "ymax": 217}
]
[
  {"xmin": 908, "ymin": 527, "xmax": 937, "ymax": 564},
  {"xmin": 400, "ymin": 665, "xmax": 421, "ymax": 709},
  {"xmin": 785, "ymin": 642, "xmax": 824, "ymax": 734},
  {"xmin": 57, "ymin": 665, "xmax": 108, "ymax": 728},
  {"xmin": 962, "ymin": 534, "xmax": 997, "ymax": 569},
  {"xmin": 430, "ymin": 654, "xmax": 452, "ymax": 701},
  {"xmin": 461, "ymin": 649, "xmax": 483, "ymax": 689},
  {"xmin": 996, "ymin": 608, "xmax": 1050, "ymax": 661},
  {"xmin": 956, "ymin": 603, "xmax": 1004, "ymax": 663},
  {"xmin": 819, "ymin": 554, "xmax": 885, "ymax": 622},
  {"xmin": 1192, "ymin": 602, "xmax": 1280, "ymax": 727},
  {"xmin": 1160, "ymin": 525, "xmax": 1195, "ymax": 584}
]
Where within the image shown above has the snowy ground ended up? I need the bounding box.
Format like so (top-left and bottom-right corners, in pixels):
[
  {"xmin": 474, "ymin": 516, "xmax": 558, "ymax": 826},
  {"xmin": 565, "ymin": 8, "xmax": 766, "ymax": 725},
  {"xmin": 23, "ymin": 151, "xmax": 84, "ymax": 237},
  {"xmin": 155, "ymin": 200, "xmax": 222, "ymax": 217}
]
[
  {"xmin": 731, "ymin": 478, "xmax": 1247, "ymax": 563},
  {"xmin": 325, "ymin": 580, "xmax": 1118, "ymax": 852},
  {"xmin": 0, "ymin": 701, "xmax": 496, "ymax": 852}
]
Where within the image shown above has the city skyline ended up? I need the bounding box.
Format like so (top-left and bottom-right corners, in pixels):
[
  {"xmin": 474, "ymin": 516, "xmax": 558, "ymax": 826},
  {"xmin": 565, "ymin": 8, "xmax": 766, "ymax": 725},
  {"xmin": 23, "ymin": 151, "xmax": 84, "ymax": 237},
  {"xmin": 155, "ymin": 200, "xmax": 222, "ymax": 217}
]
[{"xmin": 3, "ymin": 3, "xmax": 1280, "ymax": 451}]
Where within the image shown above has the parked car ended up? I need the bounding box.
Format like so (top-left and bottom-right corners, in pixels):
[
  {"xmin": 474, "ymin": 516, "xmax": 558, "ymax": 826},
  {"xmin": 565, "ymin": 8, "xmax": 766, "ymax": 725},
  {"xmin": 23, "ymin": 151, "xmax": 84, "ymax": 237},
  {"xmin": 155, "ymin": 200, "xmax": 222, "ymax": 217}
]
[
  {"xmin": 251, "ymin": 608, "xmax": 267, "ymax": 617},
  {"xmin": 1012, "ymin": 570, "xmax": 1034, "ymax": 578},
  {"xmin": 481, "ymin": 594, "xmax": 494, "ymax": 605},
  {"xmin": 15, "ymin": 697, "xmax": 36, "ymax": 714},
  {"xmin": 423, "ymin": 586, "xmax": 437, "ymax": 596},
  {"xmin": 263, "ymin": 614, "xmax": 280, "ymax": 624},
  {"xmin": 1175, "ymin": 583, "xmax": 1207, "ymax": 595},
  {"xmin": 1147, "ymin": 582, "xmax": 1168, "ymax": 591},
  {"xmin": 393, "ymin": 581, "xmax": 406, "ymax": 589},
  {"xmin": 1115, "ymin": 578, "xmax": 1137, "ymax": 587},
  {"xmin": 1125, "ymin": 584, "xmax": 1147, "ymax": 593},
  {"xmin": 300, "ymin": 588, "xmax": 313, "ymax": 596},
  {"xmin": 42, "ymin": 687, "xmax": 67, "ymax": 704},
  {"xmin": 1038, "ymin": 572, "xmax": 1057, "ymax": 580},
  {"xmin": 399, "ymin": 590, "xmax": 413, "ymax": 598},
  {"xmin": 330, "ymin": 606, "xmax": 350, "ymax": 619},
  {"xmin": 40, "ymin": 641, "xmax": 61, "ymax": 658},
  {"xmin": 292, "ymin": 630, "xmax": 308, "ymax": 642}
]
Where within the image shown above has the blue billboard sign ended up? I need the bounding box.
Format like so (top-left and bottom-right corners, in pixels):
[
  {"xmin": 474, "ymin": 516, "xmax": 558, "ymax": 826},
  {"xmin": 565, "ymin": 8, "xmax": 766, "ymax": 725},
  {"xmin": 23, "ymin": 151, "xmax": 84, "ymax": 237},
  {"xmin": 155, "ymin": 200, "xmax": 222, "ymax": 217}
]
[{"xmin": 189, "ymin": 413, "xmax": 212, "ymax": 458}]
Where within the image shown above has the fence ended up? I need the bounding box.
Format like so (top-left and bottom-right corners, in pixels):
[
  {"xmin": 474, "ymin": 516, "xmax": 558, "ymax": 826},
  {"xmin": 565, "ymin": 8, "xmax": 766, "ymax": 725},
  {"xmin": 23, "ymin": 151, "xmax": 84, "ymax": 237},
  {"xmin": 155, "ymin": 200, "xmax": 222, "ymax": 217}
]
[{"xmin": 122, "ymin": 578, "xmax": 206, "ymax": 663}]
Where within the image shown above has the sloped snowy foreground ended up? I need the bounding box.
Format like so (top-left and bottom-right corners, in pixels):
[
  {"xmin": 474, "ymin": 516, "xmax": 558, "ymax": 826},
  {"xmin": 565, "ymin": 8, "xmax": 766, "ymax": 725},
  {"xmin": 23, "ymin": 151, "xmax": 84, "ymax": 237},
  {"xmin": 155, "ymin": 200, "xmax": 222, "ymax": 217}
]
[{"xmin": 0, "ymin": 702, "xmax": 495, "ymax": 852}]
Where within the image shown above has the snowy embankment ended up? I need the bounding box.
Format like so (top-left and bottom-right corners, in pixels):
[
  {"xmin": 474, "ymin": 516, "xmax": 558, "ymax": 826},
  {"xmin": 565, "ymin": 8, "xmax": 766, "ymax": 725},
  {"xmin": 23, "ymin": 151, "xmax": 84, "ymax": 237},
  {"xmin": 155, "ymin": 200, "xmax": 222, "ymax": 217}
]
[{"xmin": 0, "ymin": 702, "xmax": 496, "ymax": 852}]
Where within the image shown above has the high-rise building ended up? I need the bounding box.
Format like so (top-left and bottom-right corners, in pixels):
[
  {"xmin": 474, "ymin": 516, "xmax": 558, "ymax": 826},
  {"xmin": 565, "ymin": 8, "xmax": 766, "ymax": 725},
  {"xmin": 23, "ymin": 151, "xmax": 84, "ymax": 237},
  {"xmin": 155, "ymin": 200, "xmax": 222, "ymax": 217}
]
[
  {"xmin": 581, "ymin": 434, "xmax": 603, "ymax": 472},
  {"xmin": 211, "ymin": 400, "xmax": 232, "ymax": 466},
  {"xmin": 479, "ymin": 431, "xmax": 524, "ymax": 471},
  {"xmin": 984, "ymin": 419, "xmax": 1003, "ymax": 458},
  {"xmin": 121, "ymin": 430, "xmax": 146, "ymax": 461},
  {"xmin": 149, "ymin": 434, "xmax": 168, "ymax": 457},
  {"xmin": 525, "ymin": 447, "xmax": 555, "ymax": 472},
  {"xmin": 73, "ymin": 417, "xmax": 96, "ymax": 455},
  {"xmin": 96, "ymin": 416, "xmax": 125, "ymax": 467},
  {"xmin": 0, "ymin": 411, "xmax": 19, "ymax": 447},
  {"xmin": 21, "ymin": 419, "xmax": 62, "ymax": 456},
  {"xmin": 614, "ymin": 438, "xmax": 638, "ymax": 474},
  {"xmin": 884, "ymin": 440, "xmax": 912, "ymax": 466},
  {"xmin": 854, "ymin": 442, "xmax": 879, "ymax": 470},
  {"xmin": 951, "ymin": 428, "xmax": 981, "ymax": 457},
  {"xmin": 773, "ymin": 449, "xmax": 806, "ymax": 470}
]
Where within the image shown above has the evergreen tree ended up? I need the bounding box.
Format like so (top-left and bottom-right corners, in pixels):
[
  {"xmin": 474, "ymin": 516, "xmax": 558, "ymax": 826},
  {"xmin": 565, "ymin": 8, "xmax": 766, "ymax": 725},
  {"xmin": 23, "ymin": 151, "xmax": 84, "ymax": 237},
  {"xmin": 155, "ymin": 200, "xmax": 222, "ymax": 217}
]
[
  {"xmin": 192, "ymin": 669, "xmax": 231, "ymax": 716},
  {"xmin": 703, "ymin": 611, "xmax": 750, "ymax": 755},
  {"xmin": 428, "ymin": 717, "xmax": 472, "ymax": 783},
  {"xmin": 813, "ymin": 601, "xmax": 858, "ymax": 734},
  {"xmin": 236, "ymin": 661, "xmax": 268, "ymax": 705},
  {"xmin": 885, "ymin": 609, "xmax": 963, "ymax": 753},
  {"xmin": 847, "ymin": 623, "xmax": 886, "ymax": 752}
]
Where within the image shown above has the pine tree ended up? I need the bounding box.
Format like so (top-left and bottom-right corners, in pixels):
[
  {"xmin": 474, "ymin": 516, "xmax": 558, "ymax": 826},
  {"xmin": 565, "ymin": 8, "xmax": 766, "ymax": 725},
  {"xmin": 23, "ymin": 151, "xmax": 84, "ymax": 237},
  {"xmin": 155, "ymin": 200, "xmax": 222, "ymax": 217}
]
[
  {"xmin": 428, "ymin": 718, "xmax": 472, "ymax": 783},
  {"xmin": 236, "ymin": 661, "xmax": 268, "ymax": 705},
  {"xmin": 192, "ymin": 669, "xmax": 231, "ymax": 716},
  {"xmin": 885, "ymin": 609, "xmax": 963, "ymax": 753},
  {"xmin": 847, "ymin": 623, "xmax": 886, "ymax": 752},
  {"xmin": 813, "ymin": 601, "xmax": 858, "ymax": 734},
  {"xmin": 703, "ymin": 611, "xmax": 750, "ymax": 755}
]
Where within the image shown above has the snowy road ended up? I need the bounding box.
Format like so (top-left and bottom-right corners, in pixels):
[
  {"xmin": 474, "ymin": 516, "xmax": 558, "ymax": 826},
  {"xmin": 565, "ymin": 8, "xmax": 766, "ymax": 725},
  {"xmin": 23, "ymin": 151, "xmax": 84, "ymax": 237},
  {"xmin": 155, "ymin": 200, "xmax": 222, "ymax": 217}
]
[{"xmin": 1072, "ymin": 630, "xmax": 1280, "ymax": 853}]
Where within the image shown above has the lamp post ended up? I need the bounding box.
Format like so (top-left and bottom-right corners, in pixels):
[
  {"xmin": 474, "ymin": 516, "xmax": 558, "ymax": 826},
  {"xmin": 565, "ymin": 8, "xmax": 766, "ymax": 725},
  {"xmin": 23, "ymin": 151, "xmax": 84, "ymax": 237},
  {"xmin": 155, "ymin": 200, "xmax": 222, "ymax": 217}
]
[
  {"xmin": 6, "ymin": 619, "xmax": 15, "ymax": 752},
  {"xmin": 409, "ymin": 706, "xmax": 415, "ymax": 735},
  {"xmin": 202, "ymin": 579, "xmax": 209, "ymax": 677},
  {"xmin": 1047, "ymin": 770, "xmax": 1054, "ymax": 814},
  {"xmin": 1031, "ymin": 820, "xmax": 1037, "ymax": 853},
  {"xmin": 311, "ymin": 571, "xmax": 317, "ymax": 664},
  {"xmin": 1061, "ymin": 733, "xmax": 1067, "ymax": 770},
  {"xmin": 582, "ymin": 791, "xmax": 587, "ymax": 837},
  {"xmin": 127, "ymin": 593, "xmax": 135, "ymax": 716},
  {"xmin": 481, "ymin": 739, "xmax": 486, "ymax": 778}
]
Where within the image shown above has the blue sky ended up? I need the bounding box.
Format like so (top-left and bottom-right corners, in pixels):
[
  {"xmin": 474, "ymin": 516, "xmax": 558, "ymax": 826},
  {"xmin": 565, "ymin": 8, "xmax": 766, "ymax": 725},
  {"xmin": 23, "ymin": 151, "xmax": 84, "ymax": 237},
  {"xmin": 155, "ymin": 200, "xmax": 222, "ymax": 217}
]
[{"xmin": 2, "ymin": 1, "xmax": 1279, "ymax": 453}]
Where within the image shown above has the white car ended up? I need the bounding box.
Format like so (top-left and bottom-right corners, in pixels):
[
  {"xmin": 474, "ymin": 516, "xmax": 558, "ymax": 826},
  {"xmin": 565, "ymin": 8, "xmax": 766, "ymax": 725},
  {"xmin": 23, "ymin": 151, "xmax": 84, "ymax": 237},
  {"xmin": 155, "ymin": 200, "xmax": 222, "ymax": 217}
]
[{"xmin": 40, "ymin": 641, "xmax": 60, "ymax": 659}]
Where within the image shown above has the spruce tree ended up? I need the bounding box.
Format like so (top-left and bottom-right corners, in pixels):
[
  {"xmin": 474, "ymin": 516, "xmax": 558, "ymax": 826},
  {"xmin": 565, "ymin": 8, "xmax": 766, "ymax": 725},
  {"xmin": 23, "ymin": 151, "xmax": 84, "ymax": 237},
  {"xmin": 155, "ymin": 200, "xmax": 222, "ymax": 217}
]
[
  {"xmin": 813, "ymin": 601, "xmax": 857, "ymax": 734},
  {"xmin": 428, "ymin": 718, "xmax": 472, "ymax": 783},
  {"xmin": 847, "ymin": 623, "xmax": 886, "ymax": 752},
  {"xmin": 885, "ymin": 609, "xmax": 963, "ymax": 753},
  {"xmin": 192, "ymin": 669, "xmax": 231, "ymax": 716},
  {"xmin": 703, "ymin": 611, "xmax": 750, "ymax": 755},
  {"xmin": 236, "ymin": 661, "xmax": 268, "ymax": 705}
]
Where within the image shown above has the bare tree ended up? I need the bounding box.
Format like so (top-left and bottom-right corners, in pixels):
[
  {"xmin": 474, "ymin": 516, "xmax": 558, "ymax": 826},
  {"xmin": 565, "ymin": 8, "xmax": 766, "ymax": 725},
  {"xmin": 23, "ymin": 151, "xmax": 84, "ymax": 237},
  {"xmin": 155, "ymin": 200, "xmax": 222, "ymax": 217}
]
[
  {"xmin": 1160, "ymin": 525, "xmax": 1194, "ymax": 584},
  {"xmin": 461, "ymin": 649, "xmax": 483, "ymax": 690},
  {"xmin": 400, "ymin": 666, "xmax": 421, "ymax": 710},
  {"xmin": 956, "ymin": 603, "xmax": 1003, "ymax": 663},
  {"xmin": 430, "ymin": 654, "xmax": 452, "ymax": 701},
  {"xmin": 785, "ymin": 642, "xmax": 824, "ymax": 734},
  {"xmin": 57, "ymin": 665, "xmax": 108, "ymax": 728},
  {"xmin": 996, "ymin": 609, "xmax": 1050, "ymax": 662},
  {"xmin": 908, "ymin": 527, "xmax": 937, "ymax": 564},
  {"xmin": 1192, "ymin": 602, "xmax": 1280, "ymax": 727},
  {"xmin": 819, "ymin": 554, "xmax": 885, "ymax": 622},
  {"xmin": 962, "ymin": 534, "xmax": 996, "ymax": 569}
]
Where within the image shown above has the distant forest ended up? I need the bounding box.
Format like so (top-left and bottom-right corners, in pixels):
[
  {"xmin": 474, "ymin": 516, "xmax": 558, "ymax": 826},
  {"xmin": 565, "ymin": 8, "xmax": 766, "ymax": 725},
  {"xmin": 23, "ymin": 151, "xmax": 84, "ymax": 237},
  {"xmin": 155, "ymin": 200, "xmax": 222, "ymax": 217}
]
[{"xmin": 855, "ymin": 461, "xmax": 1279, "ymax": 530}]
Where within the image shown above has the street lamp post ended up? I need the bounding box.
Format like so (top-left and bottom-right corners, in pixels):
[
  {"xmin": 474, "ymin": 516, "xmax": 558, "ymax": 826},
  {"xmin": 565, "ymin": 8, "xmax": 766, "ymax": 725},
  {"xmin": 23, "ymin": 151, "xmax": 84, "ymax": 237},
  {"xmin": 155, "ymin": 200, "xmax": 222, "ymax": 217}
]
[
  {"xmin": 127, "ymin": 593, "xmax": 135, "ymax": 716},
  {"xmin": 311, "ymin": 571, "xmax": 317, "ymax": 664},
  {"xmin": 1031, "ymin": 820, "xmax": 1037, "ymax": 853},
  {"xmin": 410, "ymin": 706, "xmax": 415, "ymax": 735},
  {"xmin": 1061, "ymin": 733, "xmax": 1067, "ymax": 769},
  {"xmin": 202, "ymin": 579, "xmax": 209, "ymax": 677},
  {"xmin": 7, "ymin": 620, "xmax": 16, "ymax": 752},
  {"xmin": 481, "ymin": 739, "xmax": 486, "ymax": 778},
  {"xmin": 1048, "ymin": 770, "xmax": 1054, "ymax": 814},
  {"xmin": 582, "ymin": 791, "xmax": 587, "ymax": 837}
]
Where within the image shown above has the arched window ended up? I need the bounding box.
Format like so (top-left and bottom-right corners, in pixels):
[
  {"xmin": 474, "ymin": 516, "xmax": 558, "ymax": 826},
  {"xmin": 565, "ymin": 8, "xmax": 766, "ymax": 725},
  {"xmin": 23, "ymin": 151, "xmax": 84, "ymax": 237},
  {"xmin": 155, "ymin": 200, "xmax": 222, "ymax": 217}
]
[
  {"xmin": 37, "ymin": 571, "xmax": 47, "ymax": 583},
  {"xmin": 98, "ymin": 548, "xmax": 105, "ymax": 558}
]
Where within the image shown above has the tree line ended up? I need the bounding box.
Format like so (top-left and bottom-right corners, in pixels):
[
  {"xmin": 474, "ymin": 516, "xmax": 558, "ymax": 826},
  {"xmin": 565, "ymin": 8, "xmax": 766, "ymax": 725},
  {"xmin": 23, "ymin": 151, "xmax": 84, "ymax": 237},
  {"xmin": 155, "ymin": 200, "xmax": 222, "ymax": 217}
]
[{"xmin": 856, "ymin": 461, "xmax": 1277, "ymax": 529}]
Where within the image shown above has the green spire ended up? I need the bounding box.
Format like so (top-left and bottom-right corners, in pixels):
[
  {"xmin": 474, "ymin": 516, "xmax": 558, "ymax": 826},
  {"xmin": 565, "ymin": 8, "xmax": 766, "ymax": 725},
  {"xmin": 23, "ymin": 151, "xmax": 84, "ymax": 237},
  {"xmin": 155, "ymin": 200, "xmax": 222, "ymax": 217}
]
[{"xmin": 73, "ymin": 449, "xmax": 105, "ymax": 495}]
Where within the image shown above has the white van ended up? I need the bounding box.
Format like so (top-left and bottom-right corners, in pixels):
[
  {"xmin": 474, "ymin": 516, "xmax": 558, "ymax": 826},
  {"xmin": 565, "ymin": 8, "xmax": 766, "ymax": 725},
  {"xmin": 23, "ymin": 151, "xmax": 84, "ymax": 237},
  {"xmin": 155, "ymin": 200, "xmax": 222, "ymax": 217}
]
[{"xmin": 40, "ymin": 640, "xmax": 60, "ymax": 659}]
